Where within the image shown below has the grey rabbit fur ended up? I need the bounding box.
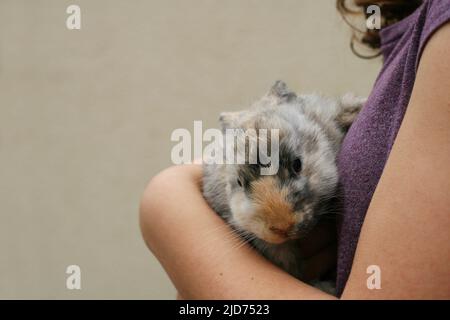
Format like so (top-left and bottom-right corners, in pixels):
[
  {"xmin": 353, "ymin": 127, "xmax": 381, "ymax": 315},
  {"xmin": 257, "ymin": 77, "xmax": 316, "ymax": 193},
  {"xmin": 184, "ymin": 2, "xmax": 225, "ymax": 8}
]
[{"xmin": 202, "ymin": 81, "xmax": 365, "ymax": 289}]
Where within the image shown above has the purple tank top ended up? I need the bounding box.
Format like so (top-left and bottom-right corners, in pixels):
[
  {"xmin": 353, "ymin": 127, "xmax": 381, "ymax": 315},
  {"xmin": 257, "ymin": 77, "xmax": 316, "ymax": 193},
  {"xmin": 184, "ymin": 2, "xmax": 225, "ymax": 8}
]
[{"xmin": 335, "ymin": 0, "xmax": 450, "ymax": 296}]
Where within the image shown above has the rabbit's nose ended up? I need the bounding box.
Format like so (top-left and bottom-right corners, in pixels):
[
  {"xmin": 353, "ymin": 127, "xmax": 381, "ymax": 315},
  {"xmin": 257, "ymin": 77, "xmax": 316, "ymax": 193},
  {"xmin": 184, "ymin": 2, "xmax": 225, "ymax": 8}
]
[{"xmin": 269, "ymin": 225, "xmax": 293, "ymax": 238}]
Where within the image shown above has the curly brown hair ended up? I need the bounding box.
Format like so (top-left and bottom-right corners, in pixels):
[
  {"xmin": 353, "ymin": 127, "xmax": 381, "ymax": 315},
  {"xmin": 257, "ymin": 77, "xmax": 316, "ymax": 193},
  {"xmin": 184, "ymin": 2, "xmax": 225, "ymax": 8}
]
[{"xmin": 337, "ymin": 0, "xmax": 423, "ymax": 58}]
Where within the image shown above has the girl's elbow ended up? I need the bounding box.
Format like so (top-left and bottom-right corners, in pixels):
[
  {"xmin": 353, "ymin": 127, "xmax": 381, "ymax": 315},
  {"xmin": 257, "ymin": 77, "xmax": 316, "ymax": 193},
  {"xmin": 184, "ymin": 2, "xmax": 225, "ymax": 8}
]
[
  {"xmin": 139, "ymin": 166, "xmax": 179, "ymax": 243},
  {"xmin": 139, "ymin": 165, "xmax": 201, "ymax": 245}
]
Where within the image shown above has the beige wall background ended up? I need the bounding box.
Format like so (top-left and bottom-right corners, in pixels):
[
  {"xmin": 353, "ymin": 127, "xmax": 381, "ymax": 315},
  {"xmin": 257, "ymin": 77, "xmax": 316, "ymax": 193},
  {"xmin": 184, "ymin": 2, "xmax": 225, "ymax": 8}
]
[{"xmin": 0, "ymin": 0, "xmax": 380, "ymax": 299}]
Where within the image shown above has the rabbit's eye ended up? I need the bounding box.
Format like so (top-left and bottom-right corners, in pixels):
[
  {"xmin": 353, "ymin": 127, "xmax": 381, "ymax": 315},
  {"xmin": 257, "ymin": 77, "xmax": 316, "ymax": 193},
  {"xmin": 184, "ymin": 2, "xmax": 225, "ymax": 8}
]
[
  {"xmin": 237, "ymin": 178, "xmax": 243, "ymax": 187},
  {"xmin": 292, "ymin": 158, "xmax": 302, "ymax": 174}
]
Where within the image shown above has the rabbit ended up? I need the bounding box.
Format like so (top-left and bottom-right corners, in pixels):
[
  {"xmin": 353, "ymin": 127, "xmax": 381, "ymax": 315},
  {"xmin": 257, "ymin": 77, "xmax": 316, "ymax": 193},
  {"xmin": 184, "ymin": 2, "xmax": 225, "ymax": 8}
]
[{"xmin": 202, "ymin": 81, "xmax": 365, "ymax": 288}]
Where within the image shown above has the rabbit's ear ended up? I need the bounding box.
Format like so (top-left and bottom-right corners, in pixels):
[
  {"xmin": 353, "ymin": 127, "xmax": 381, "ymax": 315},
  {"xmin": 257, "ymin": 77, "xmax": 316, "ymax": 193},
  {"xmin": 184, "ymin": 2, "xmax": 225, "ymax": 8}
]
[
  {"xmin": 335, "ymin": 93, "xmax": 367, "ymax": 132},
  {"xmin": 219, "ymin": 111, "xmax": 242, "ymax": 131},
  {"xmin": 267, "ymin": 80, "xmax": 297, "ymax": 103}
]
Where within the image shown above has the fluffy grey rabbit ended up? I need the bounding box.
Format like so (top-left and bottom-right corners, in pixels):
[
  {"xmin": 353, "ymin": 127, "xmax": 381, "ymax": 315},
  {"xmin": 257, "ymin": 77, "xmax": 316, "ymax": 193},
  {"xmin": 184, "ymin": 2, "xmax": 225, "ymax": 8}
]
[{"xmin": 202, "ymin": 81, "xmax": 365, "ymax": 288}]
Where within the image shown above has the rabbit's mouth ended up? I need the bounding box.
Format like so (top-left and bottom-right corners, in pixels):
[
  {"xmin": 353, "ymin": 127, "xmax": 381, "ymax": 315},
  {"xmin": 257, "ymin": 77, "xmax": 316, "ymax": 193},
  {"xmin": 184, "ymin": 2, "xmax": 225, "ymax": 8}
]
[
  {"xmin": 253, "ymin": 224, "xmax": 305, "ymax": 244},
  {"xmin": 253, "ymin": 228, "xmax": 299, "ymax": 245},
  {"xmin": 230, "ymin": 208, "xmax": 319, "ymax": 245},
  {"xmin": 264, "ymin": 214, "xmax": 319, "ymax": 244},
  {"xmin": 262, "ymin": 229, "xmax": 291, "ymax": 244}
]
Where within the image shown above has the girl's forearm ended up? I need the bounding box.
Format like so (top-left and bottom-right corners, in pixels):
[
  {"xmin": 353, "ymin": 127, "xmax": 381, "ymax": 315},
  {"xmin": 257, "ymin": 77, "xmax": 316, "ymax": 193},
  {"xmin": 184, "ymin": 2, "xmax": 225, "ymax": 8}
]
[{"xmin": 139, "ymin": 164, "xmax": 334, "ymax": 300}]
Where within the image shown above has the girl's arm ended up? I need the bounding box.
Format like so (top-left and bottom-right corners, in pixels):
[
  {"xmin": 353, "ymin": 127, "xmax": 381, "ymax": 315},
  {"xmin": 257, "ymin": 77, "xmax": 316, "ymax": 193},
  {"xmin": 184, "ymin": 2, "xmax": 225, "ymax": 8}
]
[
  {"xmin": 341, "ymin": 23, "xmax": 450, "ymax": 299},
  {"xmin": 140, "ymin": 164, "xmax": 333, "ymax": 299},
  {"xmin": 139, "ymin": 23, "xmax": 450, "ymax": 299}
]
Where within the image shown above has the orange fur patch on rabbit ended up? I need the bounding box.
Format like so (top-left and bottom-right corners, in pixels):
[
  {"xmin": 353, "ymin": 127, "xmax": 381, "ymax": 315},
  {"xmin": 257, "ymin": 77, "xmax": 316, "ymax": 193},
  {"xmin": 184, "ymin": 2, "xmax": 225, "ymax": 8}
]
[{"xmin": 251, "ymin": 177, "xmax": 297, "ymax": 236}]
